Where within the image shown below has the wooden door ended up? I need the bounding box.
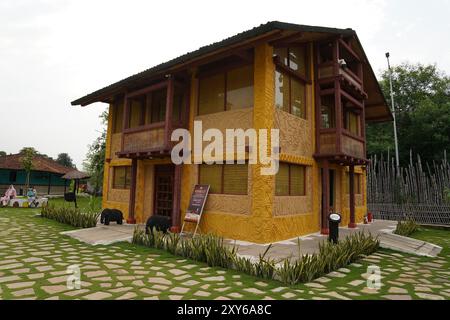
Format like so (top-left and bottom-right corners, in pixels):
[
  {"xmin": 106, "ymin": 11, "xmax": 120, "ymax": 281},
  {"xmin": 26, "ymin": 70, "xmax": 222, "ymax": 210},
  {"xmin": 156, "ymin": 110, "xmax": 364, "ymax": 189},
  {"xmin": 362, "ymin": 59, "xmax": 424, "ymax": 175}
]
[{"xmin": 153, "ymin": 165, "xmax": 174, "ymax": 217}]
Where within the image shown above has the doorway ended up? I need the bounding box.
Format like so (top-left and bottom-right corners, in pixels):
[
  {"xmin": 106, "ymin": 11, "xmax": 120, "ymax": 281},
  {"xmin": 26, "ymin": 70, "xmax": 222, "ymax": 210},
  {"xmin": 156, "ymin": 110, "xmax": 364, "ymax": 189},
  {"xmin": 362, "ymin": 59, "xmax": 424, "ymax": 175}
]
[{"xmin": 153, "ymin": 165, "xmax": 174, "ymax": 217}]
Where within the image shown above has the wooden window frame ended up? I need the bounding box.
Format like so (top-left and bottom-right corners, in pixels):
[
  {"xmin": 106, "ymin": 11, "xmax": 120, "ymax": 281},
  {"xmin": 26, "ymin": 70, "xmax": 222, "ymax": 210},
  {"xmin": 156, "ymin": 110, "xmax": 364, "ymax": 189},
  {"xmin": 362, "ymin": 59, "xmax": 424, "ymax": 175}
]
[
  {"xmin": 275, "ymin": 163, "xmax": 307, "ymax": 196},
  {"xmin": 198, "ymin": 163, "xmax": 248, "ymax": 195},
  {"xmin": 197, "ymin": 63, "xmax": 253, "ymax": 116},
  {"xmin": 112, "ymin": 166, "xmax": 131, "ymax": 190},
  {"xmin": 274, "ymin": 69, "xmax": 308, "ymax": 119}
]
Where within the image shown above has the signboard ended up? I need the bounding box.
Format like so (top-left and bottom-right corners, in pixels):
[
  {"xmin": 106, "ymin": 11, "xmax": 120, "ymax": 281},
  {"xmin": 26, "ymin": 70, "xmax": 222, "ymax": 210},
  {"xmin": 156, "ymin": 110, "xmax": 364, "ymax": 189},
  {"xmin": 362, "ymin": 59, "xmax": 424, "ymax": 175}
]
[{"xmin": 184, "ymin": 184, "xmax": 210, "ymax": 222}]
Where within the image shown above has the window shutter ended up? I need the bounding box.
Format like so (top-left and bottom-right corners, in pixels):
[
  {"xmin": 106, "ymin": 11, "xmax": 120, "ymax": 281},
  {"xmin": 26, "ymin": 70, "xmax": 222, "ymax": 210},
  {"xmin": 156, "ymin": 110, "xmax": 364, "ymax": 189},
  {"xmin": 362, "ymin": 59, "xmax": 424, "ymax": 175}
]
[
  {"xmin": 198, "ymin": 73, "xmax": 225, "ymax": 115},
  {"xmin": 223, "ymin": 164, "xmax": 248, "ymax": 195},
  {"xmin": 275, "ymin": 163, "xmax": 289, "ymax": 196},
  {"xmin": 199, "ymin": 164, "xmax": 222, "ymax": 194},
  {"xmin": 226, "ymin": 65, "xmax": 254, "ymax": 110},
  {"xmin": 290, "ymin": 165, "xmax": 305, "ymax": 196}
]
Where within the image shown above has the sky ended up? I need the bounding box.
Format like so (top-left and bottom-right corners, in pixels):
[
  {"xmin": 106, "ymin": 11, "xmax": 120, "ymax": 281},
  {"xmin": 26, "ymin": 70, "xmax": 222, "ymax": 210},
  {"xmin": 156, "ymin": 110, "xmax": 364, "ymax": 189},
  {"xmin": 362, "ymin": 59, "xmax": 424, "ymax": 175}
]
[{"xmin": 1, "ymin": 0, "xmax": 449, "ymax": 168}]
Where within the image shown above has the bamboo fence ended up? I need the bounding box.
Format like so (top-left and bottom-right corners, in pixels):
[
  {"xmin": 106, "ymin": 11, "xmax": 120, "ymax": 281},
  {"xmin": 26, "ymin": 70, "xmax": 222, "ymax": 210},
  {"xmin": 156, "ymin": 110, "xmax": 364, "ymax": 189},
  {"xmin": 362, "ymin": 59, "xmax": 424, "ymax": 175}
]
[{"xmin": 367, "ymin": 152, "xmax": 450, "ymax": 226}]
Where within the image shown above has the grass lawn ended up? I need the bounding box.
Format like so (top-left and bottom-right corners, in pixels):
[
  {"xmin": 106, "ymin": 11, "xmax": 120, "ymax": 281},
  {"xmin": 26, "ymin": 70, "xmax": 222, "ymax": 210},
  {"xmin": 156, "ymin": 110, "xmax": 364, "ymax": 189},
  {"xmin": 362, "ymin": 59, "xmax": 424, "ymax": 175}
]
[{"xmin": 0, "ymin": 197, "xmax": 448, "ymax": 300}]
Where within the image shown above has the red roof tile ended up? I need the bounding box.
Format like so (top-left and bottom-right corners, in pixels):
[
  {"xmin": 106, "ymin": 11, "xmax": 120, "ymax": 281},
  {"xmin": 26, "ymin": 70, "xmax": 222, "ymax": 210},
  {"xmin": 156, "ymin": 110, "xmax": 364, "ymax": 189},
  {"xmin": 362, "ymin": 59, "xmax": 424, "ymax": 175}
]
[{"xmin": 0, "ymin": 154, "xmax": 73, "ymax": 175}]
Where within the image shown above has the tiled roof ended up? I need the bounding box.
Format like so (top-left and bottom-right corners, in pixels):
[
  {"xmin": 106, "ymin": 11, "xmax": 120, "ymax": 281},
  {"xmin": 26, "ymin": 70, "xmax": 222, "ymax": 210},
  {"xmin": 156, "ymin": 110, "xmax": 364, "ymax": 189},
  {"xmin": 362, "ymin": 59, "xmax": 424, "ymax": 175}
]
[{"xmin": 0, "ymin": 154, "xmax": 73, "ymax": 175}]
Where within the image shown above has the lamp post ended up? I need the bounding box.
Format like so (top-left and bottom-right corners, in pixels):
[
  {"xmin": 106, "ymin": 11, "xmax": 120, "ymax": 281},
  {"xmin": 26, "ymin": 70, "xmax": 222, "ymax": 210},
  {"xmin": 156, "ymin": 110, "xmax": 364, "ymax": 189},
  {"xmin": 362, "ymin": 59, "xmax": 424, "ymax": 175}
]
[{"xmin": 385, "ymin": 52, "xmax": 400, "ymax": 169}]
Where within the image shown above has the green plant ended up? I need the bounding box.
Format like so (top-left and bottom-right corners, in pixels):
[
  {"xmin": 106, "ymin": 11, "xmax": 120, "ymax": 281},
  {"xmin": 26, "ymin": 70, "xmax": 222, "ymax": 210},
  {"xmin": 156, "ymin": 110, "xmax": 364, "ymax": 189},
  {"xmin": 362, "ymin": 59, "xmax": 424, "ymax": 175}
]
[
  {"xmin": 132, "ymin": 228, "xmax": 380, "ymax": 286},
  {"xmin": 41, "ymin": 204, "xmax": 99, "ymax": 228},
  {"xmin": 394, "ymin": 219, "xmax": 419, "ymax": 236}
]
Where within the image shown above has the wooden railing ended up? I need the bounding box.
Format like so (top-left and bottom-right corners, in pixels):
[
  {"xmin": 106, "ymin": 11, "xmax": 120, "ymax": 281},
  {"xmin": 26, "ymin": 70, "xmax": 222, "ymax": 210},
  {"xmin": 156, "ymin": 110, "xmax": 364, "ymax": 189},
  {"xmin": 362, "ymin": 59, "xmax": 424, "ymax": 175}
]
[{"xmin": 121, "ymin": 123, "xmax": 166, "ymax": 153}]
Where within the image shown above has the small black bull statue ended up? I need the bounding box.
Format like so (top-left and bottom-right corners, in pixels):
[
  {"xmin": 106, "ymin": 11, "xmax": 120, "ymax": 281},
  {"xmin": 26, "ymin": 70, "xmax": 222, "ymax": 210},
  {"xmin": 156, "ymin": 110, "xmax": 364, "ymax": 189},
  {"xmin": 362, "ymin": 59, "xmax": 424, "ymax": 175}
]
[
  {"xmin": 100, "ymin": 208, "xmax": 124, "ymax": 225},
  {"xmin": 145, "ymin": 215, "xmax": 171, "ymax": 234}
]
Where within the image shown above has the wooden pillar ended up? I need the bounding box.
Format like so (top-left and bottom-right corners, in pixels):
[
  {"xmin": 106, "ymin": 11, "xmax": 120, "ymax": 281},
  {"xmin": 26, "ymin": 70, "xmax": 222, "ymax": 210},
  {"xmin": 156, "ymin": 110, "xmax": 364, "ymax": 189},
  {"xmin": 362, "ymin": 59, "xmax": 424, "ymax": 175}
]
[
  {"xmin": 333, "ymin": 39, "xmax": 342, "ymax": 154},
  {"xmin": 164, "ymin": 77, "xmax": 174, "ymax": 149},
  {"xmin": 47, "ymin": 173, "xmax": 51, "ymax": 195},
  {"xmin": 171, "ymin": 164, "xmax": 182, "ymax": 233},
  {"xmin": 127, "ymin": 158, "xmax": 138, "ymax": 224},
  {"xmin": 321, "ymin": 160, "xmax": 330, "ymax": 234},
  {"xmin": 348, "ymin": 164, "xmax": 356, "ymax": 228}
]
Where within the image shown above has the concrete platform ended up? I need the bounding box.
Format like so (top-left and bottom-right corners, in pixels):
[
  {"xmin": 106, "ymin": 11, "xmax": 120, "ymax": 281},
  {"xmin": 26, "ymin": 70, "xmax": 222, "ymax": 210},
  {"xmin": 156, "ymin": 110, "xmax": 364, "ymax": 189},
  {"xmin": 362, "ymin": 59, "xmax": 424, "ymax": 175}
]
[
  {"xmin": 61, "ymin": 223, "xmax": 135, "ymax": 245},
  {"xmin": 61, "ymin": 219, "xmax": 442, "ymax": 259}
]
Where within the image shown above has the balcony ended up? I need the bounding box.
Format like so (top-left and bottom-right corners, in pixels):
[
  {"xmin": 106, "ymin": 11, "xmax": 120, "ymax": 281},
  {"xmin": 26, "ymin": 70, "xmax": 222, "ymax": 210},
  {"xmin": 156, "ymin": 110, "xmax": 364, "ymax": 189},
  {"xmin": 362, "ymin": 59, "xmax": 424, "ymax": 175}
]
[
  {"xmin": 314, "ymin": 37, "xmax": 367, "ymax": 165},
  {"xmin": 116, "ymin": 78, "xmax": 188, "ymax": 158}
]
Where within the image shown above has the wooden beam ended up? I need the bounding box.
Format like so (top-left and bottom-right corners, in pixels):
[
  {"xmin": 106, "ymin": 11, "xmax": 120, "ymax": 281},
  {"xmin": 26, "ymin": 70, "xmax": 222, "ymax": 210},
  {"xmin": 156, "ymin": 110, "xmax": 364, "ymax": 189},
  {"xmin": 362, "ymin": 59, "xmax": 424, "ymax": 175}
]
[
  {"xmin": 348, "ymin": 165, "xmax": 356, "ymax": 228},
  {"xmin": 321, "ymin": 160, "xmax": 330, "ymax": 234},
  {"xmin": 164, "ymin": 77, "xmax": 174, "ymax": 149},
  {"xmin": 127, "ymin": 158, "xmax": 138, "ymax": 224},
  {"xmin": 126, "ymin": 80, "xmax": 168, "ymax": 98},
  {"xmin": 171, "ymin": 164, "xmax": 182, "ymax": 233},
  {"xmin": 270, "ymin": 31, "xmax": 303, "ymax": 47}
]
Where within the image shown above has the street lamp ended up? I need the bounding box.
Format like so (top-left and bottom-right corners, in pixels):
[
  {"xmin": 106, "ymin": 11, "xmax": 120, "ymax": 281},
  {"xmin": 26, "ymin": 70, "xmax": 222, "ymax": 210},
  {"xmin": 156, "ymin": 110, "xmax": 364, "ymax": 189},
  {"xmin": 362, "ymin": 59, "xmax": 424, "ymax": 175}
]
[{"xmin": 385, "ymin": 52, "xmax": 400, "ymax": 169}]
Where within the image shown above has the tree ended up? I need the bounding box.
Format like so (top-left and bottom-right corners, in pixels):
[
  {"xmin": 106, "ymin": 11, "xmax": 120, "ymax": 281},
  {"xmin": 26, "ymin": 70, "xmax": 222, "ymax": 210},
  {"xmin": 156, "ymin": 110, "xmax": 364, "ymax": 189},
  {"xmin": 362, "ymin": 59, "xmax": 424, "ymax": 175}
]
[
  {"xmin": 0, "ymin": 151, "xmax": 6, "ymax": 157},
  {"xmin": 56, "ymin": 153, "xmax": 76, "ymax": 168},
  {"xmin": 83, "ymin": 110, "xmax": 108, "ymax": 194},
  {"xmin": 20, "ymin": 147, "xmax": 37, "ymax": 190},
  {"xmin": 367, "ymin": 63, "xmax": 450, "ymax": 164}
]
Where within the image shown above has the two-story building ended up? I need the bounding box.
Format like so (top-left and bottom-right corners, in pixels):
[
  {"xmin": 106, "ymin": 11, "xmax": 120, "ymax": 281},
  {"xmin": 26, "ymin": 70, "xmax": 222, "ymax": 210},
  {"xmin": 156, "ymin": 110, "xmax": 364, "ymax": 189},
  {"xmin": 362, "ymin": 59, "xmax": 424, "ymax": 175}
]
[{"xmin": 72, "ymin": 21, "xmax": 391, "ymax": 243}]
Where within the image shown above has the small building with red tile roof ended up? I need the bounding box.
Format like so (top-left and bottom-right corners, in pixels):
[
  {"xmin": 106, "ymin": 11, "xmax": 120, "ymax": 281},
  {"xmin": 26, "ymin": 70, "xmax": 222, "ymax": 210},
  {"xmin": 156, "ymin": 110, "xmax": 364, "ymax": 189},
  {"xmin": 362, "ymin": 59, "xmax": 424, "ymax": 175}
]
[{"xmin": 0, "ymin": 153, "xmax": 73, "ymax": 196}]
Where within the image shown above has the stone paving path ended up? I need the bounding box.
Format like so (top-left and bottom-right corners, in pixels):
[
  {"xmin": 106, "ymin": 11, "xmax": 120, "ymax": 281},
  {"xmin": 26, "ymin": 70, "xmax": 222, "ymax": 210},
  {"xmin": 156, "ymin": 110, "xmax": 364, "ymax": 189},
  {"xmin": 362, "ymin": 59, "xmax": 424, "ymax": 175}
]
[{"xmin": 0, "ymin": 208, "xmax": 449, "ymax": 300}]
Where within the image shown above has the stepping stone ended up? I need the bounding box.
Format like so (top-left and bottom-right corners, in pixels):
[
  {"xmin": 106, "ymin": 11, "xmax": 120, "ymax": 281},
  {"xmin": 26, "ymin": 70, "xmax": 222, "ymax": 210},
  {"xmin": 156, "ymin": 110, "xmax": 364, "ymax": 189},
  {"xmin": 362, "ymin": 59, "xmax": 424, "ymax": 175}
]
[
  {"xmin": 315, "ymin": 277, "xmax": 331, "ymax": 283},
  {"xmin": 100, "ymin": 283, "xmax": 112, "ymax": 288},
  {"xmin": 174, "ymin": 275, "xmax": 191, "ymax": 281},
  {"xmin": 305, "ymin": 283, "xmax": 325, "ymax": 289},
  {"xmin": 338, "ymin": 268, "xmax": 351, "ymax": 273},
  {"xmin": 117, "ymin": 276, "xmax": 136, "ymax": 281},
  {"xmin": 170, "ymin": 287, "xmax": 190, "ymax": 294},
  {"xmin": 41, "ymin": 285, "xmax": 69, "ymax": 294},
  {"xmin": 36, "ymin": 266, "xmax": 54, "ymax": 272},
  {"xmin": 132, "ymin": 280, "xmax": 145, "ymax": 287},
  {"xmin": 85, "ymin": 270, "xmax": 107, "ymax": 278},
  {"xmin": 143, "ymin": 296, "xmax": 159, "ymax": 300},
  {"xmin": 215, "ymin": 296, "xmax": 231, "ymax": 300},
  {"xmin": 64, "ymin": 289, "xmax": 90, "ymax": 296},
  {"xmin": 0, "ymin": 263, "xmax": 23, "ymax": 270},
  {"xmin": 243, "ymin": 288, "xmax": 264, "ymax": 295},
  {"xmin": 104, "ymin": 264, "xmax": 121, "ymax": 269},
  {"xmin": 415, "ymin": 292, "xmax": 445, "ymax": 300},
  {"xmin": 0, "ymin": 275, "xmax": 21, "ymax": 283},
  {"xmin": 117, "ymin": 292, "xmax": 137, "ymax": 300},
  {"xmin": 321, "ymin": 291, "xmax": 351, "ymax": 300},
  {"xmin": 109, "ymin": 287, "xmax": 133, "ymax": 293},
  {"xmin": 182, "ymin": 280, "xmax": 199, "ymax": 286},
  {"xmin": 202, "ymin": 276, "xmax": 225, "ymax": 282},
  {"xmin": 47, "ymin": 276, "xmax": 68, "ymax": 284},
  {"xmin": 140, "ymin": 288, "xmax": 160, "ymax": 295},
  {"xmin": 214, "ymin": 287, "xmax": 231, "ymax": 292},
  {"xmin": 148, "ymin": 277, "xmax": 172, "ymax": 285},
  {"xmin": 228, "ymin": 292, "xmax": 243, "ymax": 298},
  {"xmin": 11, "ymin": 268, "xmax": 30, "ymax": 274},
  {"xmin": 382, "ymin": 295, "xmax": 412, "ymax": 300},
  {"xmin": 92, "ymin": 277, "xmax": 113, "ymax": 282},
  {"xmin": 255, "ymin": 281, "xmax": 268, "ymax": 287},
  {"xmin": 83, "ymin": 292, "xmax": 113, "ymax": 300},
  {"xmin": 152, "ymin": 285, "xmax": 169, "ymax": 291},
  {"xmin": 271, "ymin": 287, "xmax": 287, "ymax": 292},
  {"xmin": 7, "ymin": 281, "xmax": 35, "ymax": 289},
  {"xmin": 388, "ymin": 287, "xmax": 408, "ymax": 294},
  {"xmin": 328, "ymin": 271, "xmax": 346, "ymax": 278},
  {"xmin": 348, "ymin": 280, "xmax": 365, "ymax": 287},
  {"xmin": 282, "ymin": 292, "xmax": 296, "ymax": 299},
  {"xmin": 12, "ymin": 288, "xmax": 35, "ymax": 297},
  {"xmin": 169, "ymin": 269, "xmax": 187, "ymax": 276},
  {"xmin": 360, "ymin": 287, "xmax": 379, "ymax": 294},
  {"xmin": 194, "ymin": 290, "xmax": 211, "ymax": 297}
]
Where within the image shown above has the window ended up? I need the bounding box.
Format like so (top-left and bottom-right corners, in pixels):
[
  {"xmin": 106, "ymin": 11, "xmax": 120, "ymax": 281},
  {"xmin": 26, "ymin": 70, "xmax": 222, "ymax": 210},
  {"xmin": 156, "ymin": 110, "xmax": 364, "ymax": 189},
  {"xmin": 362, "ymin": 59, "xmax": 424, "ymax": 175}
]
[
  {"xmin": 9, "ymin": 170, "xmax": 17, "ymax": 183},
  {"xmin": 199, "ymin": 163, "xmax": 248, "ymax": 195},
  {"xmin": 274, "ymin": 71, "xmax": 306, "ymax": 118},
  {"xmin": 320, "ymin": 95, "xmax": 335, "ymax": 128},
  {"xmin": 275, "ymin": 163, "xmax": 306, "ymax": 196},
  {"xmin": 149, "ymin": 89, "xmax": 167, "ymax": 124},
  {"xmin": 172, "ymin": 87, "xmax": 185, "ymax": 123},
  {"xmin": 345, "ymin": 111, "xmax": 360, "ymax": 135},
  {"xmin": 129, "ymin": 98, "xmax": 144, "ymax": 128},
  {"xmin": 113, "ymin": 166, "xmax": 131, "ymax": 189},
  {"xmin": 346, "ymin": 172, "xmax": 361, "ymax": 194},
  {"xmin": 198, "ymin": 65, "xmax": 253, "ymax": 115},
  {"xmin": 274, "ymin": 46, "xmax": 308, "ymax": 78},
  {"xmin": 113, "ymin": 99, "xmax": 124, "ymax": 133}
]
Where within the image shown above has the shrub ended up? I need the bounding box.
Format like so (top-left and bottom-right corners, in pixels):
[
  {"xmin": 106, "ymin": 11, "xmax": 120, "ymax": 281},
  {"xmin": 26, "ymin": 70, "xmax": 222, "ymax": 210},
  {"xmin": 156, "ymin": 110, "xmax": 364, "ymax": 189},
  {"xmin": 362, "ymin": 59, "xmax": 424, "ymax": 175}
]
[
  {"xmin": 394, "ymin": 219, "xmax": 419, "ymax": 236},
  {"xmin": 41, "ymin": 203, "xmax": 100, "ymax": 228},
  {"xmin": 132, "ymin": 227, "xmax": 379, "ymax": 286}
]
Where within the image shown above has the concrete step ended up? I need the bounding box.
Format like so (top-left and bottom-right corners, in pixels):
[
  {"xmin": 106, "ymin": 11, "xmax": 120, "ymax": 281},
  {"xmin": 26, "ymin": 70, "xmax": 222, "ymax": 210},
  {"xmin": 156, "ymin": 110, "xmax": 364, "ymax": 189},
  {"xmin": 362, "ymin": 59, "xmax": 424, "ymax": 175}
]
[{"xmin": 378, "ymin": 232, "xmax": 442, "ymax": 257}]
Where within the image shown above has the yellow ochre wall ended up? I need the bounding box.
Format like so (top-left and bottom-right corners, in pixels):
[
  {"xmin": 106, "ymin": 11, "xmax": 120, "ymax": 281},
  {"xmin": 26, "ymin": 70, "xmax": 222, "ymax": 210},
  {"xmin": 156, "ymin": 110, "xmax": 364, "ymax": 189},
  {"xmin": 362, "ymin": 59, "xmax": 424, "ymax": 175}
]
[{"xmin": 102, "ymin": 42, "xmax": 368, "ymax": 243}]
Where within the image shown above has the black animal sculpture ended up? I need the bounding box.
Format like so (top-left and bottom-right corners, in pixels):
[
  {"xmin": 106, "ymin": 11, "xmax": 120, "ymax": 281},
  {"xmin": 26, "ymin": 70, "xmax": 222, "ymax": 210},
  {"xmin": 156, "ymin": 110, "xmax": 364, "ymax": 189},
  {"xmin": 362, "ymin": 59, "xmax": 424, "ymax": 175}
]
[
  {"xmin": 145, "ymin": 215, "xmax": 171, "ymax": 234},
  {"xmin": 100, "ymin": 208, "xmax": 124, "ymax": 225}
]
